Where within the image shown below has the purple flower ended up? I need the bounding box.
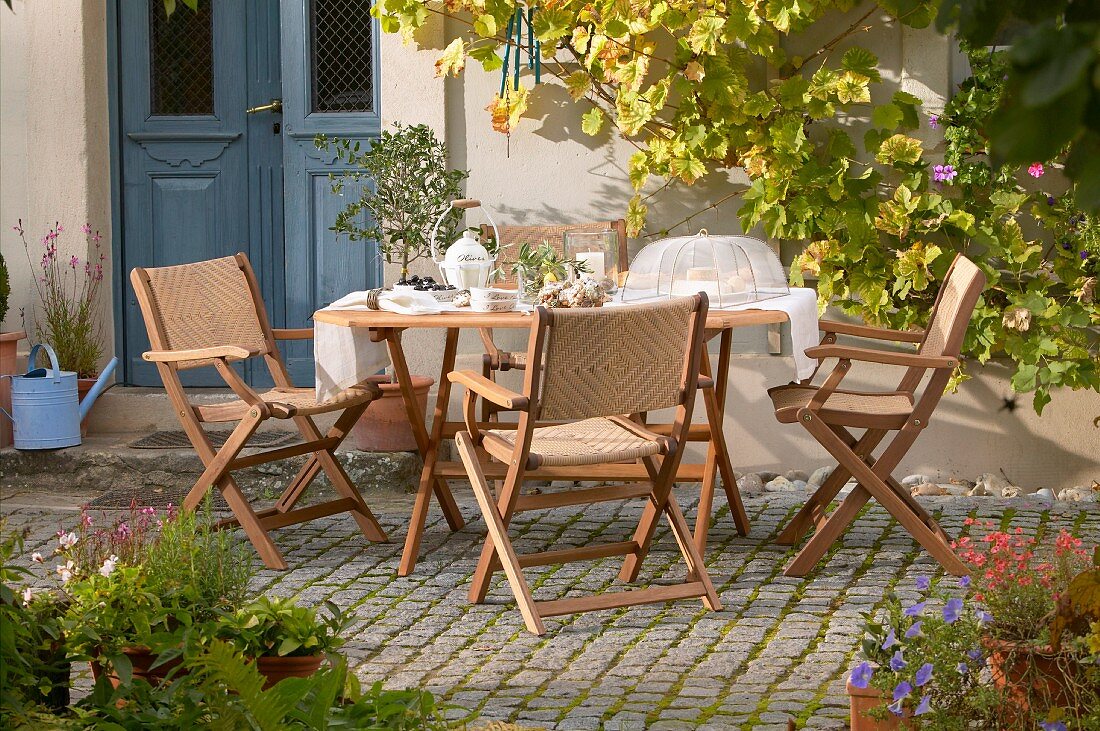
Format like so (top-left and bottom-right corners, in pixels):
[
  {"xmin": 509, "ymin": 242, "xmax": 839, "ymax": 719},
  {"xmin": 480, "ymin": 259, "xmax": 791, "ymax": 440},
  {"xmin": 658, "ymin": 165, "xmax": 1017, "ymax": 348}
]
[
  {"xmin": 882, "ymin": 627, "xmax": 898, "ymax": 650},
  {"xmin": 887, "ymin": 699, "xmax": 905, "ymax": 716},
  {"xmin": 892, "ymin": 680, "xmax": 912, "ymax": 702},
  {"xmin": 932, "ymin": 164, "xmax": 957, "ymax": 183},
  {"xmin": 943, "ymin": 598, "xmax": 964, "ymax": 624},
  {"xmin": 903, "ymin": 601, "xmax": 926, "ymax": 618},
  {"xmin": 928, "ymin": 114, "xmax": 939, "ymax": 129},
  {"xmin": 958, "ymin": 575, "xmax": 971, "ymax": 589},
  {"xmin": 1047, "ymin": 195, "xmax": 1056, "ymax": 206},
  {"xmin": 914, "ymin": 695, "xmax": 932, "ymax": 715},
  {"xmin": 905, "ymin": 621, "xmax": 923, "ymax": 639},
  {"xmin": 849, "ymin": 661, "xmax": 874, "ymax": 689},
  {"xmin": 1041, "ymin": 723, "xmax": 1068, "ymax": 731},
  {"xmin": 915, "ymin": 576, "xmax": 931, "ymax": 591},
  {"xmin": 889, "ymin": 651, "xmax": 907, "ymax": 672},
  {"xmin": 914, "ymin": 663, "xmax": 933, "ymax": 687},
  {"xmin": 977, "ymin": 610, "xmax": 993, "ymax": 624},
  {"xmin": 1082, "ymin": 250, "xmax": 1090, "ymax": 261},
  {"xmin": 956, "ymin": 661, "xmax": 969, "ymax": 674},
  {"xmin": 967, "ymin": 647, "xmax": 984, "ymax": 664}
]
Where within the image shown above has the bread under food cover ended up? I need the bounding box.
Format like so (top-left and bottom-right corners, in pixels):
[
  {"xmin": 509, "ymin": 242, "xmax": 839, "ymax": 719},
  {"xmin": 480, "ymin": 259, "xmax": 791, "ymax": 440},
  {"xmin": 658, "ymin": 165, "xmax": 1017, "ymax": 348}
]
[{"xmin": 619, "ymin": 230, "xmax": 789, "ymax": 308}]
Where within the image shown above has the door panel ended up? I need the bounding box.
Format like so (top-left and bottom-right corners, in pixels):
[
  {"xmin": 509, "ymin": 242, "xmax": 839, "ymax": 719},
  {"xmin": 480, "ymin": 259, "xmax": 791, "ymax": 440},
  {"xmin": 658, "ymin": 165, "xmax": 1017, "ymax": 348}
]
[{"xmin": 279, "ymin": 0, "xmax": 382, "ymax": 383}]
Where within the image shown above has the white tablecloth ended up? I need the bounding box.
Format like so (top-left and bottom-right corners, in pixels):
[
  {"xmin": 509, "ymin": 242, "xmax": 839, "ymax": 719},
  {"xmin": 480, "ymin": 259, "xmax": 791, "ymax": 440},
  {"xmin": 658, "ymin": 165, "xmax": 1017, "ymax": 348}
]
[{"xmin": 314, "ymin": 287, "xmax": 819, "ymax": 403}]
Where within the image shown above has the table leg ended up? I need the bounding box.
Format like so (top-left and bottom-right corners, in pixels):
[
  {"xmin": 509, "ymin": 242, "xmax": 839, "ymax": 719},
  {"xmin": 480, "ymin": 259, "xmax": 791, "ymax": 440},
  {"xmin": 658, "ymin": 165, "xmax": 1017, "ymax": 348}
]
[
  {"xmin": 386, "ymin": 327, "xmax": 464, "ymax": 577},
  {"xmin": 693, "ymin": 328, "xmax": 749, "ymax": 556}
]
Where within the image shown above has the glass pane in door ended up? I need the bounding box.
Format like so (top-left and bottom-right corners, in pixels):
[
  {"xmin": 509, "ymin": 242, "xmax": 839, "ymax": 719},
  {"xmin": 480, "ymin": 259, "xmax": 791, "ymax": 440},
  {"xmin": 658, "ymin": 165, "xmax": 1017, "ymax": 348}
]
[
  {"xmin": 149, "ymin": 0, "xmax": 215, "ymax": 116},
  {"xmin": 309, "ymin": 0, "xmax": 374, "ymax": 112}
]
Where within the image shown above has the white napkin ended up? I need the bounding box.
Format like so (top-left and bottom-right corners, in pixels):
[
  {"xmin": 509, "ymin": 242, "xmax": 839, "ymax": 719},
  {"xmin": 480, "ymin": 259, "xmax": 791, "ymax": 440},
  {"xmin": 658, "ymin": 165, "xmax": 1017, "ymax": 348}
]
[
  {"xmin": 723, "ymin": 287, "xmax": 819, "ymax": 381},
  {"xmin": 327, "ymin": 289, "xmax": 444, "ymax": 315}
]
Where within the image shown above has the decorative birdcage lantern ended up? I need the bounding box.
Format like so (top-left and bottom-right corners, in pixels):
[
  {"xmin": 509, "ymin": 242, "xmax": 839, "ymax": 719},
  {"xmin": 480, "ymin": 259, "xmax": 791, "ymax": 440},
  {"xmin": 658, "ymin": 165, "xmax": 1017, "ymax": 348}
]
[{"xmin": 619, "ymin": 230, "xmax": 789, "ymax": 308}]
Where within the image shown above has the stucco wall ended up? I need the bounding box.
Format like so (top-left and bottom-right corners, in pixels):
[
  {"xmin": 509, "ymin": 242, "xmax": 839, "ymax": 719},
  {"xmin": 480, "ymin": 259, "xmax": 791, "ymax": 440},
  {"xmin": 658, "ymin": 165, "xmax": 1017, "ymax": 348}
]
[{"xmin": 0, "ymin": 0, "xmax": 113, "ymax": 362}]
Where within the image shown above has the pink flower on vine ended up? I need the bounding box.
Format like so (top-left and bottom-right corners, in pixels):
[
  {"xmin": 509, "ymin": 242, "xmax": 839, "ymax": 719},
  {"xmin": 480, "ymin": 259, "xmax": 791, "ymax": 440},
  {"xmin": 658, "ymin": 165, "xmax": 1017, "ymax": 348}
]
[
  {"xmin": 1028, "ymin": 162, "xmax": 1044, "ymax": 178},
  {"xmin": 928, "ymin": 114, "xmax": 939, "ymax": 129},
  {"xmin": 932, "ymin": 164, "xmax": 957, "ymax": 183}
]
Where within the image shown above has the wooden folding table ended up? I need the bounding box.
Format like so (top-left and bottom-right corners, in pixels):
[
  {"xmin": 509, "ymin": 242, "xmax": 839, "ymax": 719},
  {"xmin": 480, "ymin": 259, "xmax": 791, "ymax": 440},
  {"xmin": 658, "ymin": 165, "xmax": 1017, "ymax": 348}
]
[{"xmin": 312, "ymin": 307, "xmax": 788, "ymax": 575}]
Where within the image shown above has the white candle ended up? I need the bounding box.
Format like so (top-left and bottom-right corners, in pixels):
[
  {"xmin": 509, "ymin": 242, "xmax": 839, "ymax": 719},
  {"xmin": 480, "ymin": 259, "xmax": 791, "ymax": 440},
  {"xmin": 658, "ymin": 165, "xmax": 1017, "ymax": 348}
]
[{"xmin": 575, "ymin": 251, "xmax": 605, "ymax": 279}]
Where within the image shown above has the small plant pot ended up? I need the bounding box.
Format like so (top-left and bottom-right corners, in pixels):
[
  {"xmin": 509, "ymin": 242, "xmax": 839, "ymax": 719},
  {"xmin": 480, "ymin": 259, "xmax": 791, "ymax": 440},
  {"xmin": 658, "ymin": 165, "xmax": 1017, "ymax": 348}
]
[
  {"xmin": 348, "ymin": 375, "xmax": 433, "ymax": 452},
  {"xmin": 255, "ymin": 654, "xmax": 323, "ymax": 689},
  {"xmin": 983, "ymin": 637, "xmax": 1091, "ymax": 714},
  {"xmin": 0, "ymin": 330, "xmax": 26, "ymax": 448},
  {"xmin": 847, "ymin": 680, "xmax": 912, "ymax": 730},
  {"xmin": 89, "ymin": 646, "xmax": 185, "ymax": 688}
]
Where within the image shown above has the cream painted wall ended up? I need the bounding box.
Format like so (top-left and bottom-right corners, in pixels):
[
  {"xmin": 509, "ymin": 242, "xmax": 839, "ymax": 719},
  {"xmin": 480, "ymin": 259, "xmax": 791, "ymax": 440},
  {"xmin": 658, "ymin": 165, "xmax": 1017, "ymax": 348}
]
[{"xmin": 0, "ymin": 0, "xmax": 112, "ymax": 364}]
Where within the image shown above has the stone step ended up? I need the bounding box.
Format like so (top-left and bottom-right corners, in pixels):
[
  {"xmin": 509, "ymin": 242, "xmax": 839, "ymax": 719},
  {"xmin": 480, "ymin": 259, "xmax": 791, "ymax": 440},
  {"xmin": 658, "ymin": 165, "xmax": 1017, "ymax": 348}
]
[{"xmin": 0, "ymin": 434, "xmax": 422, "ymax": 497}]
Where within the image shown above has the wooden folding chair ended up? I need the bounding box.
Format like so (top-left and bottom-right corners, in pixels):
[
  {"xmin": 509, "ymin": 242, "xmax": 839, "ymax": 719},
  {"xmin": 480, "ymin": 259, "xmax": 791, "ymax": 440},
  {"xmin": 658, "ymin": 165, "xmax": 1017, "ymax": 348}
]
[
  {"xmin": 769, "ymin": 254, "xmax": 986, "ymax": 577},
  {"xmin": 451, "ymin": 295, "xmax": 722, "ymax": 635},
  {"xmin": 476, "ymin": 220, "xmax": 629, "ymax": 420},
  {"xmin": 130, "ymin": 254, "xmax": 388, "ymax": 570}
]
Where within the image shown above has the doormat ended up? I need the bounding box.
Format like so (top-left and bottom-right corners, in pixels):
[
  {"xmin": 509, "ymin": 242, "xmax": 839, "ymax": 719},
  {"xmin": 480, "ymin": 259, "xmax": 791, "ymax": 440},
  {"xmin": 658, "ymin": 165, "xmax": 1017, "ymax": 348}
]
[
  {"xmin": 86, "ymin": 485, "xmax": 229, "ymax": 511},
  {"xmin": 128, "ymin": 430, "xmax": 297, "ymax": 450}
]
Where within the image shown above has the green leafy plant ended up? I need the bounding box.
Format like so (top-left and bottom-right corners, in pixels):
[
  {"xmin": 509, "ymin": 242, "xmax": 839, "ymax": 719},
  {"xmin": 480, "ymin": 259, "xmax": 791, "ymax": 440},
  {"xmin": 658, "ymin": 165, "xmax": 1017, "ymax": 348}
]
[
  {"xmin": 16, "ymin": 221, "xmax": 105, "ymax": 377},
  {"xmin": 510, "ymin": 241, "xmax": 590, "ymax": 298},
  {"xmin": 936, "ymin": 0, "xmax": 1100, "ymax": 211},
  {"xmin": 213, "ymin": 596, "xmax": 346, "ymax": 658},
  {"xmin": 378, "ymin": 3, "xmax": 1100, "ymax": 415},
  {"xmin": 316, "ymin": 123, "xmax": 469, "ymax": 281}
]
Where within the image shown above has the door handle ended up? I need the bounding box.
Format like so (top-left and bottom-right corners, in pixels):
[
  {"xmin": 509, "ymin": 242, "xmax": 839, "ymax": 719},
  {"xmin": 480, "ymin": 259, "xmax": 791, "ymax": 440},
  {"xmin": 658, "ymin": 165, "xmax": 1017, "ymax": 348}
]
[{"xmin": 246, "ymin": 98, "xmax": 283, "ymax": 114}]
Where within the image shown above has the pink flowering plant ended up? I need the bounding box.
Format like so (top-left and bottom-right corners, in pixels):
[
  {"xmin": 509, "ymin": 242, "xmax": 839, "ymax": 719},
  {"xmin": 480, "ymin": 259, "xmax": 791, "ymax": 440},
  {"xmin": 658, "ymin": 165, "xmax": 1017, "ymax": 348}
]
[
  {"xmin": 16, "ymin": 220, "xmax": 105, "ymax": 377},
  {"xmin": 952, "ymin": 521, "xmax": 1092, "ymax": 646},
  {"xmin": 852, "ymin": 575, "xmax": 989, "ymax": 726},
  {"xmin": 51, "ymin": 499, "xmax": 253, "ymax": 683}
]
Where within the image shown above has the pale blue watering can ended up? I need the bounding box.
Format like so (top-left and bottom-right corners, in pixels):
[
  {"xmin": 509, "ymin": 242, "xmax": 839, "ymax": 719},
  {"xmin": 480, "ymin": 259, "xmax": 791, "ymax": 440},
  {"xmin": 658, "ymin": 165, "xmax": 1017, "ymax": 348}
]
[{"xmin": 0, "ymin": 343, "xmax": 117, "ymax": 450}]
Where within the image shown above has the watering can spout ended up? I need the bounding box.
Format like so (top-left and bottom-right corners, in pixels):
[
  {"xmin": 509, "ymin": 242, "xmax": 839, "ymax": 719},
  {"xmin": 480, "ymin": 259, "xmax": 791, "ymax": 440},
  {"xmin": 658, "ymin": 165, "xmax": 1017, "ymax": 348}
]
[{"xmin": 78, "ymin": 357, "xmax": 117, "ymax": 422}]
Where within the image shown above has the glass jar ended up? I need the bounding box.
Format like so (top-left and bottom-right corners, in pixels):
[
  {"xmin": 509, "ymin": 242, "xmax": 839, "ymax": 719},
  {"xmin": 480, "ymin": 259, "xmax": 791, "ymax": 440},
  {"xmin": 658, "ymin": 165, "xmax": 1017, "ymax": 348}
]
[{"xmin": 563, "ymin": 229, "xmax": 619, "ymax": 293}]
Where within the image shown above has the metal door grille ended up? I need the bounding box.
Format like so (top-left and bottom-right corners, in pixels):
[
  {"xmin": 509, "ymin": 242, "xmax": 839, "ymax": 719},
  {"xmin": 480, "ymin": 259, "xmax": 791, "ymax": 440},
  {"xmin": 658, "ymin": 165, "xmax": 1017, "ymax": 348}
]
[
  {"xmin": 310, "ymin": 0, "xmax": 374, "ymax": 113},
  {"xmin": 149, "ymin": 0, "xmax": 214, "ymax": 116}
]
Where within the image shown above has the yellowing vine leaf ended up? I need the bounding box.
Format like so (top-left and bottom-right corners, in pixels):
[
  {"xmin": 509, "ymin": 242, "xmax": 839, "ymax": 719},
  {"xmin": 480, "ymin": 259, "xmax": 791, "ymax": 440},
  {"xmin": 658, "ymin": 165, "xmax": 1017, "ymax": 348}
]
[
  {"xmin": 486, "ymin": 87, "xmax": 530, "ymax": 134},
  {"xmin": 581, "ymin": 107, "xmax": 605, "ymax": 136},
  {"xmin": 435, "ymin": 38, "xmax": 466, "ymax": 78},
  {"xmin": 626, "ymin": 195, "xmax": 648, "ymax": 237}
]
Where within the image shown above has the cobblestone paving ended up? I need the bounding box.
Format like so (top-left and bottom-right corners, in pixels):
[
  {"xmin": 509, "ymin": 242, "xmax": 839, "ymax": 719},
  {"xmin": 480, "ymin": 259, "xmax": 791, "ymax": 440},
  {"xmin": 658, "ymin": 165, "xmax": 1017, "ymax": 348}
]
[{"xmin": 4, "ymin": 487, "xmax": 1098, "ymax": 730}]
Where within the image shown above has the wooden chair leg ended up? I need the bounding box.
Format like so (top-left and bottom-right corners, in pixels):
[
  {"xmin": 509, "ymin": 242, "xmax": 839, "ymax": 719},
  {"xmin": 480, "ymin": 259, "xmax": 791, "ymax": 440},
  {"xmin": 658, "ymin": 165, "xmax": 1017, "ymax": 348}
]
[
  {"xmin": 456, "ymin": 431, "xmax": 545, "ymax": 634},
  {"xmin": 184, "ymin": 410, "xmax": 263, "ymax": 511},
  {"xmin": 619, "ymin": 452, "xmax": 684, "ymax": 583},
  {"xmin": 469, "ymin": 455, "xmax": 527, "ymax": 604},
  {"xmin": 664, "ymin": 496, "xmax": 722, "ymax": 610},
  {"xmin": 789, "ymin": 412, "xmax": 967, "ymax": 577},
  {"xmin": 294, "ymin": 411, "xmax": 388, "ymax": 543},
  {"xmin": 775, "ymin": 428, "xmax": 885, "ymax": 546},
  {"xmin": 217, "ymin": 472, "xmax": 288, "ymax": 570}
]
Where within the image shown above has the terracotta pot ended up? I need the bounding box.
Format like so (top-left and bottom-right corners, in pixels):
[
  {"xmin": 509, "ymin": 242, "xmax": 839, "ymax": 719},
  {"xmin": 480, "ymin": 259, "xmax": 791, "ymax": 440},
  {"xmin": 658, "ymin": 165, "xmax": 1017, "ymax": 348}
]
[
  {"xmin": 89, "ymin": 646, "xmax": 185, "ymax": 688},
  {"xmin": 255, "ymin": 654, "xmax": 323, "ymax": 689},
  {"xmin": 0, "ymin": 330, "xmax": 25, "ymax": 449},
  {"xmin": 77, "ymin": 376, "xmax": 98, "ymax": 436},
  {"xmin": 983, "ymin": 637, "xmax": 1090, "ymax": 714},
  {"xmin": 847, "ymin": 680, "xmax": 912, "ymax": 730},
  {"xmin": 348, "ymin": 375, "xmax": 434, "ymax": 452}
]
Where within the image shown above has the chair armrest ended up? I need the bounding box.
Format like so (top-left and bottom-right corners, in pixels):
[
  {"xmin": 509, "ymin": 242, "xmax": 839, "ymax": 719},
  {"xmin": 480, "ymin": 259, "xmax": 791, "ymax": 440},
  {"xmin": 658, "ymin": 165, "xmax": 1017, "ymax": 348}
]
[
  {"xmin": 818, "ymin": 320, "xmax": 924, "ymax": 343},
  {"xmin": 273, "ymin": 328, "xmax": 313, "ymax": 340},
  {"xmin": 805, "ymin": 344, "xmax": 957, "ymax": 369},
  {"xmin": 448, "ymin": 370, "xmax": 529, "ymax": 410},
  {"xmin": 143, "ymin": 346, "xmax": 256, "ymax": 363}
]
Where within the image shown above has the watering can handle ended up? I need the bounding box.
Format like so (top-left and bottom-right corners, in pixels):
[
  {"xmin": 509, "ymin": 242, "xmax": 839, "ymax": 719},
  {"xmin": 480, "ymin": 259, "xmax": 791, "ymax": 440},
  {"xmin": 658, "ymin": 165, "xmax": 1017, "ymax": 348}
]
[{"xmin": 27, "ymin": 343, "xmax": 62, "ymax": 384}]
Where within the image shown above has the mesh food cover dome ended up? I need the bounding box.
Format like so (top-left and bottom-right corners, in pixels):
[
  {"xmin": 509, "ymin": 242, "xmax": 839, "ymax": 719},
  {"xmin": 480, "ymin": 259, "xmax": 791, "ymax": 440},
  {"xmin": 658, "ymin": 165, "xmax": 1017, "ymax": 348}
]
[{"xmin": 619, "ymin": 230, "xmax": 789, "ymax": 308}]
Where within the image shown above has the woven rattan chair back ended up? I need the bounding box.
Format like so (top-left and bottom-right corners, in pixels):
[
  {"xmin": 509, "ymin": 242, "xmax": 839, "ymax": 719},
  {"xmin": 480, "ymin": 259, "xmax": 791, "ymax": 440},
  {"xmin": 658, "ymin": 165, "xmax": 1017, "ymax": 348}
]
[
  {"xmin": 918, "ymin": 255, "xmax": 985, "ymax": 359},
  {"xmin": 534, "ymin": 297, "xmax": 700, "ymax": 421},
  {"xmin": 481, "ymin": 220, "xmax": 629, "ymax": 288},
  {"xmin": 139, "ymin": 256, "xmax": 271, "ymax": 370}
]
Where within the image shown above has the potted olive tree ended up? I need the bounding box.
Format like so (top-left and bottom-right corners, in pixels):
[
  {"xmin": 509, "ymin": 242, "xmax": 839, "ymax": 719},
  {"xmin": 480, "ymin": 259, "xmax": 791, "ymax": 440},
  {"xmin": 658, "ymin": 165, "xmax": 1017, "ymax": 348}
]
[
  {"xmin": 1, "ymin": 248, "xmax": 26, "ymax": 448},
  {"xmin": 315, "ymin": 124, "xmax": 469, "ymax": 451}
]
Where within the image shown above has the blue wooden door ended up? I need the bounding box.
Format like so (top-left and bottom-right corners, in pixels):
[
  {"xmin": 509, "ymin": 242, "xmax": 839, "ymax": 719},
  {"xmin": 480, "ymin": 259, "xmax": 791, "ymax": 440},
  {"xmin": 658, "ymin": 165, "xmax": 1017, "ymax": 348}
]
[
  {"xmin": 118, "ymin": 0, "xmax": 380, "ymax": 386},
  {"xmin": 279, "ymin": 0, "xmax": 382, "ymax": 382}
]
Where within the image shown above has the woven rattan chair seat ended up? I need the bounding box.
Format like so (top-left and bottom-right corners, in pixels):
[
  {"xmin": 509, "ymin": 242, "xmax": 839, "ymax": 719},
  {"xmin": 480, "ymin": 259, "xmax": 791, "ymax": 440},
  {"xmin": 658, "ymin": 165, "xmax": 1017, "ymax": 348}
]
[
  {"xmin": 483, "ymin": 417, "xmax": 668, "ymax": 467},
  {"xmin": 769, "ymin": 385, "xmax": 913, "ymax": 427},
  {"xmin": 197, "ymin": 385, "xmax": 376, "ymax": 422}
]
